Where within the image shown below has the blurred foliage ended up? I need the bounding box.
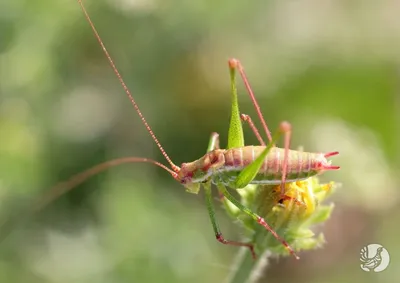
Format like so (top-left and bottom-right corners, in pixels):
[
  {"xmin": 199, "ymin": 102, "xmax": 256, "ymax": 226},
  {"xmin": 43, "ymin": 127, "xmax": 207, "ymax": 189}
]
[{"xmin": 0, "ymin": 0, "xmax": 399, "ymax": 282}]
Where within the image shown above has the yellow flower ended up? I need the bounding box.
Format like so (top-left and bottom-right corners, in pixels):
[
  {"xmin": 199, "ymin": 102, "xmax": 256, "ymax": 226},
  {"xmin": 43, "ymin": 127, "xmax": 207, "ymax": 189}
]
[{"xmin": 222, "ymin": 177, "xmax": 336, "ymax": 257}]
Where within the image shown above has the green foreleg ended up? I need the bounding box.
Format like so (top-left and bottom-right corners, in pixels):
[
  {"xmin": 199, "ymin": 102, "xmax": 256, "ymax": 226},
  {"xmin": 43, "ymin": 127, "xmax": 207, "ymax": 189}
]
[{"xmin": 203, "ymin": 133, "xmax": 256, "ymax": 258}]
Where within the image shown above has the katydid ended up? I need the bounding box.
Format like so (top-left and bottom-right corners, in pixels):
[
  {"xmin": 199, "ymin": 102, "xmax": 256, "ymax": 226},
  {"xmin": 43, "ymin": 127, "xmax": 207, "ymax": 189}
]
[
  {"xmin": 3, "ymin": 0, "xmax": 340, "ymax": 260},
  {"xmin": 75, "ymin": 0, "xmax": 339, "ymax": 259}
]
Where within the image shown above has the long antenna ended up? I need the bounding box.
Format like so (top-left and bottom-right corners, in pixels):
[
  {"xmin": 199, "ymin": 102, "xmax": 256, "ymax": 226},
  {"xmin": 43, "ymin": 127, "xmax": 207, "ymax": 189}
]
[
  {"xmin": 77, "ymin": 0, "xmax": 179, "ymax": 172},
  {"xmin": 0, "ymin": 158, "xmax": 178, "ymax": 244},
  {"xmin": 32, "ymin": 157, "xmax": 178, "ymax": 212}
]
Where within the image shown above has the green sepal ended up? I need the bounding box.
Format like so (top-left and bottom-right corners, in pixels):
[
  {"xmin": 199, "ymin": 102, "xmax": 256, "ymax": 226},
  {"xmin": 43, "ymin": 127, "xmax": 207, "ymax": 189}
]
[{"xmin": 302, "ymin": 203, "xmax": 334, "ymax": 227}]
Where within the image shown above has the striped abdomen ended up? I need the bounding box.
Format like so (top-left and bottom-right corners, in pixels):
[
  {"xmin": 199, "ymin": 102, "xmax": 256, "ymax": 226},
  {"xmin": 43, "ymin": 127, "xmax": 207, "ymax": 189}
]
[{"xmin": 212, "ymin": 146, "xmax": 327, "ymax": 186}]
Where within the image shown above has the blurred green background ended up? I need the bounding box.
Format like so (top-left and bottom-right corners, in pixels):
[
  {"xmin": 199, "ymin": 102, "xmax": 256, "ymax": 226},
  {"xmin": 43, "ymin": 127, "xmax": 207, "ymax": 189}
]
[{"xmin": 0, "ymin": 0, "xmax": 399, "ymax": 282}]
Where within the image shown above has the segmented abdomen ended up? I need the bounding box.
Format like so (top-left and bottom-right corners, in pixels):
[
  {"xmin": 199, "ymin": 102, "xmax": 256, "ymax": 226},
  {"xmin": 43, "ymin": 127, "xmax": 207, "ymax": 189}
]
[{"xmin": 217, "ymin": 146, "xmax": 321, "ymax": 185}]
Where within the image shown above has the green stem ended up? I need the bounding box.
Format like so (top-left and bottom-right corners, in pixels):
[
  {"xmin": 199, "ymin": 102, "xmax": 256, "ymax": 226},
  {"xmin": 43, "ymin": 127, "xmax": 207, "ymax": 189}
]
[
  {"xmin": 226, "ymin": 248, "xmax": 256, "ymax": 283},
  {"xmin": 226, "ymin": 248, "xmax": 271, "ymax": 283},
  {"xmin": 226, "ymin": 229, "xmax": 274, "ymax": 283}
]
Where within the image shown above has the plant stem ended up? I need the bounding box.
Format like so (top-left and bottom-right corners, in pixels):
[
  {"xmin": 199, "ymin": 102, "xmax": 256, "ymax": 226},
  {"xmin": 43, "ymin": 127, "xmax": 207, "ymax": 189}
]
[
  {"xmin": 226, "ymin": 229, "xmax": 273, "ymax": 283},
  {"xmin": 226, "ymin": 247, "xmax": 271, "ymax": 283}
]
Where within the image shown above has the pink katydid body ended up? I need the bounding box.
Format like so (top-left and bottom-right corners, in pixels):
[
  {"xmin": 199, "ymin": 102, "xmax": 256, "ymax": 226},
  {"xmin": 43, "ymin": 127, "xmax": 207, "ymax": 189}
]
[{"xmin": 178, "ymin": 146, "xmax": 339, "ymax": 192}]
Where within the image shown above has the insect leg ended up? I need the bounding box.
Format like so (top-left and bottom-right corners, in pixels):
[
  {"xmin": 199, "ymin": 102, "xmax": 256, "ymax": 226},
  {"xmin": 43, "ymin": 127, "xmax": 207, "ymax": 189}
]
[
  {"xmin": 279, "ymin": 195, "xmax": 306, "ymax": 207},
  {"xmin": 228, "ymin": 59, "xmax": 273, "ymax": 143},
  {"xmin": 240, "ymin": 114, "xmax": 265, "ymax": 145},
  {"xmin": 279, "ymin": 121, "xmax": 292, "ymax": 197},
  {"xmin": 206, "ymin": 133, "xmax": 226, "ymax": 201},
  {"xmin": 204, "ymin": 135, "xmax": 255, "ymax": 257},
  {"xmin": 217, "ymin": 184, "xmax": 299, "ymax": 259},
  {"xmin": 204, "ymin": 182, "xmax": 256, "ymax": 259},
  {"xmin": 207, "ymin": 132, "xmax": 220, "ymax": 152}
]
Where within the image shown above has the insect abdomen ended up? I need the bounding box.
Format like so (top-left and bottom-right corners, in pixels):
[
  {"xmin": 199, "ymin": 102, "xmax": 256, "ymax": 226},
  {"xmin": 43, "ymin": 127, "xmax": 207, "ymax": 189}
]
[{"xmin": 217, "ymin": 146, "xmax": 320, "ymax": 185}]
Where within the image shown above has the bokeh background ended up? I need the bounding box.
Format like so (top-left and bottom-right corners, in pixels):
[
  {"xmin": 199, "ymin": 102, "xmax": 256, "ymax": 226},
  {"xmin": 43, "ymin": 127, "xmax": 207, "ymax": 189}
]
[{"xmin": 0, "ymin": 0, "xmax": 399, "ymax": 282}]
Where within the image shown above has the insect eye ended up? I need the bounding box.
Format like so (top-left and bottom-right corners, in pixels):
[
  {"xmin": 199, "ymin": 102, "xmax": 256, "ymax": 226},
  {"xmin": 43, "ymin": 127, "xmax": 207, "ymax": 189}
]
[{"xmin": 180, "ymin": 172, "xmax": 193, "ymax": 184}]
